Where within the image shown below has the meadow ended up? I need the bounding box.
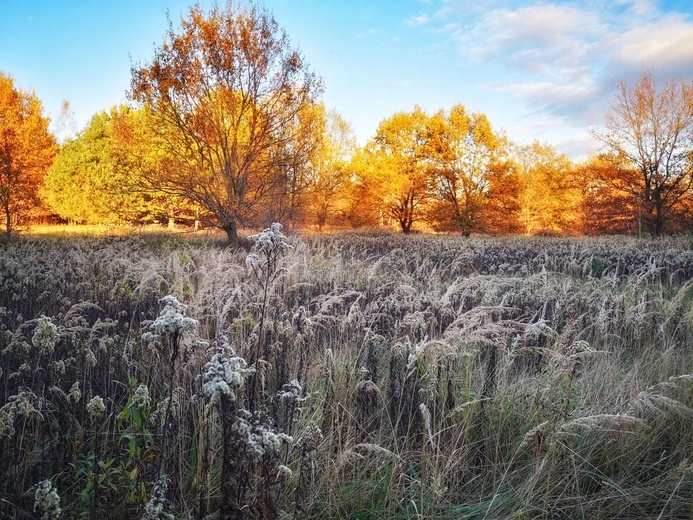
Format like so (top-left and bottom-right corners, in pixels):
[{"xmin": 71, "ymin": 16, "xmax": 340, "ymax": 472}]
[{"xmin": 1, "ymin": 229, "xmax": 692, "ymax": 519}]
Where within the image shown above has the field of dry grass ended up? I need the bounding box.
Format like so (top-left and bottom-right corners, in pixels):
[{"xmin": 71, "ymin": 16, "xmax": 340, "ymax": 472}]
[{"xmin": 1, "ymin": 230, "xmax": 692, "ymax": 519}]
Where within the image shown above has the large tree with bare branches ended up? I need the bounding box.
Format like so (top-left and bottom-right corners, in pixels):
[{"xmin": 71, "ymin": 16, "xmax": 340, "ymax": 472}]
[
  {"xmin": 595, "ymin": 72, "xmax": 693, "ymax": 235},
  {"xmin": 130, "ymin": 1, "xmax": 322, "ymax": 244}
]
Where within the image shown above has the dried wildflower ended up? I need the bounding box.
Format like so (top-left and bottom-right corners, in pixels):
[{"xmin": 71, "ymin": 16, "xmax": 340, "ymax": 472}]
[
  {"xmin": 150, "ymin": 295, "xmax": 198, "ymax": 337},
  {"xmin": 67, "ymin": 381, "xmax": 81, "ymax": 404},
  {"xmin": 246, "ymin": 222, "xmax": 292, "ymax": 281},
  {"xmin": 51, "ymin": 360, "xmax": 65, "ymax": 376},
  {"xmin": 85, "ymin": 348, "xmax": 97, "ymax": 368},
  {"xmin": 148, "ymin": 397, "xmax": 169, "ymax": 429},
  {"xmin": 132, "ymin": 384, "xmax": 151, "ymax": 410},
  {"xmin": 246, "ymin": 252, "xmax": 262, "ymax": 273},
  {"xmin": 141, "ymin": 479, "xmax": 174, "ymax": 520},
  {"xmin": 291, "ymin": 305, "xmax": 311, "ymax": 334},
  {"xmin": 247, "ymin": 222, "xmax": 292, "ymax": 256},
  {"xmin": 0, "ymin": 406, "xmax": 15, "ymax": 438},
  {"xmin": 232, "ymin": 411, "xmax": 293, "ymax": 460},
  {"xmin": 34, "ymin": 479, "xmax": 61, "ymax": 520},
  {"xmin": 6, "ymin": 389, "xmax": 43, "ymax": 421},
  {"xmin": 32, "ymin": 316, "xmax": 59, "ymax": 354},
  {"xmin": 141, "ymin": 331, "xmax": 161, "ymax": 348},
  {"xmin": 295, "ymin": 423, "xmax": 323, "ymax": 452},
  {"xmin": 86, "ymin": 395, "xmax": 106, "ymax": 419},
  {"xmin": 277, "ymin": 379, "xmax": 305, "ymax": 404},
  {"xmin": 277, "ymin": 464, "xmax": 293, "ymax": 479},
  {"xmin": 201, "ymin": 353, "xmax": 255, "ymax": 404}
]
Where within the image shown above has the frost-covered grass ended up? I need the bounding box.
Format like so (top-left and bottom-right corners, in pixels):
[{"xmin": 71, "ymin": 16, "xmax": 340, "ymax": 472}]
[{"xmin": 1, "ymin": 232, "xmax": 692, "ymax": 519}]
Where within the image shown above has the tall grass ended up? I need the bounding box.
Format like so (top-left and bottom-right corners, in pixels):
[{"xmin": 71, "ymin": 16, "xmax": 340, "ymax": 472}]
[{"xmin": 1, "ymin": 232, "xmax": 692, "ymax": 518}]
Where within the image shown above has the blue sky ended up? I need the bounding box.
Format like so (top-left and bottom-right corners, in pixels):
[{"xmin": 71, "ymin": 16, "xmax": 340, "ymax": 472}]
[{"xmin": 1, "ymin": 0, "xmax": 692, "ymax": 158}]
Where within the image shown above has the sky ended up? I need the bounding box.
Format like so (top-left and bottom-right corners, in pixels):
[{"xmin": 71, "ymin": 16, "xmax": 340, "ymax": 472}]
[{"xmin": 1, "ymin": 0, "xmax": 692, "ymax": 159}]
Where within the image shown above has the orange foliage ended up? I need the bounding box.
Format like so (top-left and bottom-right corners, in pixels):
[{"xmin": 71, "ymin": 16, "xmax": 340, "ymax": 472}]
[
  {"xmin": 594, "ymin": 72, "xmax": 693, "ymax": 235},
  {"xmin": 578, "ymin": 155, "xmax": 640, "ymax": 234},
  {"xmin": 130, "ymin": 1, "xmax": 323, "ymax": 244},
  {"xmin": 0, "ymin": 73, "xmax": 57, "ymax": 238}
]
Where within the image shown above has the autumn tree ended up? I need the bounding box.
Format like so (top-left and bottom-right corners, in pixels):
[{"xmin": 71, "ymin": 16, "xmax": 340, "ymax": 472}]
[
  {"xmin": 425, "ymin": 104, "xmax": 503, "ymax": 236},
  {"xmin": 0, "ymin": 73, "xmax": 56, "ymax": 239},
  {"xmin": 306, "ymin": 106, "xmax": 356, "ymax": 230},
  {"xmin": 514, "ymin": 142, "xmax": 581, "ymax": 235},
  {"xmin": 130, "ymin": 1, "xmax": 322, "ymax": 244},
  {"xmin": 594, "ymin": 72, "xmax": 693, "ymax": 235},
  {"xmin": 45, "ymin": 112, "xmax": 117, "ymax": 224},
  {"xmin": 45, "ymin": 106, "xmax": 193, "ymax": 227},
  {"xmin": 577, "ymin": 154, "xmax": 639, "ymax": 234},
  {"xmin": 261, "ymin": 101, "xmax": 324, "ymax": 226},
  {"xmin": 482, "ymin": 158, "xmax": 523, "ymax": 234},
  {"xmin": 354, "ymin": 107, "xmax": 431, "ymax": 233},
  {"xmin": 109, "ymin": 105, "xmax": 197, "ymax": 227}
]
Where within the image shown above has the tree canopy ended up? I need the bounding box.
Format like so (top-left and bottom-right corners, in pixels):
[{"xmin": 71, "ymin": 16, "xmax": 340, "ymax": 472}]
[
  {"xmin": 425, "ymin": 104, "xmax": 503, "ymax": 236},
  {"xmin": 0, "ymin": 73, "xmax": 56, "ymax": 238},
  {"xmin": 130, "ymin": 0, "xmax": 323, "ymax": 244},
  {"xmin": 3, "ymin": 16, "xmax": 692, "ymax": 239},
  {"xmin": 594, "ymin": 72, "xmax": 693, "ymax": 235}
]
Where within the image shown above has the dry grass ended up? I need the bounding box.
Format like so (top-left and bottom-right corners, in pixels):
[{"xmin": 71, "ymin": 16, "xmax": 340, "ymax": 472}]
[{"xmin": 0, "ymin": 231, "xmax": 692, "ymax": 519}]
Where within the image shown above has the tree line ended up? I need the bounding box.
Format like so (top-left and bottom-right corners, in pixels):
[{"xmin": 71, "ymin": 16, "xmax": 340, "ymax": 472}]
[{"xmin": 1, "ymin": 1, "xmax": 691, "ymax": 243}]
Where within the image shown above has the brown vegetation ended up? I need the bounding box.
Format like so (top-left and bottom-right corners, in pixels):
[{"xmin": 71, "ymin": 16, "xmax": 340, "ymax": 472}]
[{"xmin": 1, "ymin": 231, "xmax": 692, "ymax": 518}]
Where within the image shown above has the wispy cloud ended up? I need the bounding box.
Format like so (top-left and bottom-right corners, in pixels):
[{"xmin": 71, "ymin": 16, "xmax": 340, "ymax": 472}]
[
  {"xmin": 411, "ymin": 0, "xmax": 693, "ymax": 154},
  {"xmin": 405, "ymin": 14, "xmax": 432, "ymax": 26},
  {"xmin": 604, "ymin": 14, "xmax": 693, "ymax": 76},
  {"xmin": 503, "ymin": 81, "xmax": 603, "ymax": 124},
  {"xmin": 612, "ymin": 0, "xmax": 658, "ymax": 16},
  {"xmin": 463, "ymin": 4, "xmax": 603, "ymax": 81}
]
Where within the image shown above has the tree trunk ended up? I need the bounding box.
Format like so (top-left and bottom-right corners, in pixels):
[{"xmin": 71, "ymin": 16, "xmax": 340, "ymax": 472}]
[
  {"xmin": 3, "ymin": 203, "xmax": 11, "ymax": 242},
  {"xmin": 223, "ymin": 222, "xmax": 239, "ymax": 246},
  {"xmin": 654, "ymin": 196, "xmax": 665, "ymax": 236}
]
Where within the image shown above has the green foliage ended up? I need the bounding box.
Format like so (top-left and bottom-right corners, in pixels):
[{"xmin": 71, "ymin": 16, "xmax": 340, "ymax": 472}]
[
  {"xmin": 44, "ymin": 108, "xmax": 182, "ymax": 226},
  {"xmin": 44, "ymin": 112, "xmax": 116, "ymax": 224}
]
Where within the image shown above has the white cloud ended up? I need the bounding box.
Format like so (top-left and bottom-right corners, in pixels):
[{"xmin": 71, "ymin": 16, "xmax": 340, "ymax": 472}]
[
  {"xmin": 406, "ymin": 14, "xmax": 431, "ymax": 26},
  {"xmin": 612, "ymin": 0, "xmax": 657, "ymax": 16},
  {"xmin": 504, "ymin": 80, "xmax": 603, "ymax": 124},
  {"xmin": 605, "ymin": 14, "xmax": 693, "ymax": 75},
  {"xmin": 463, "ymin": 4, "xmax": 603, "ymax": 81},
  {"xmin": 553, "ymin": 129, "xmax": 600, "ymax": 159},
  {"xmin": 404, "ymin": 0, "xmax": 693, "ymax": 156}
]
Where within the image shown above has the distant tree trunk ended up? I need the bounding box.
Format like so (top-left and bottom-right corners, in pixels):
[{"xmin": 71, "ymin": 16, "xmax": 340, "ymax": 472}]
[
  {"xmin": 395, "ymin": 189, "xmax": 417, "ymax": 233},
  {"xmin": 3, "ymin": 202, "xmax": 11, "ymax": 242},
  {"xmin": 223, "ymin": 222, "xmax": 239, "ymax": 246}
]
